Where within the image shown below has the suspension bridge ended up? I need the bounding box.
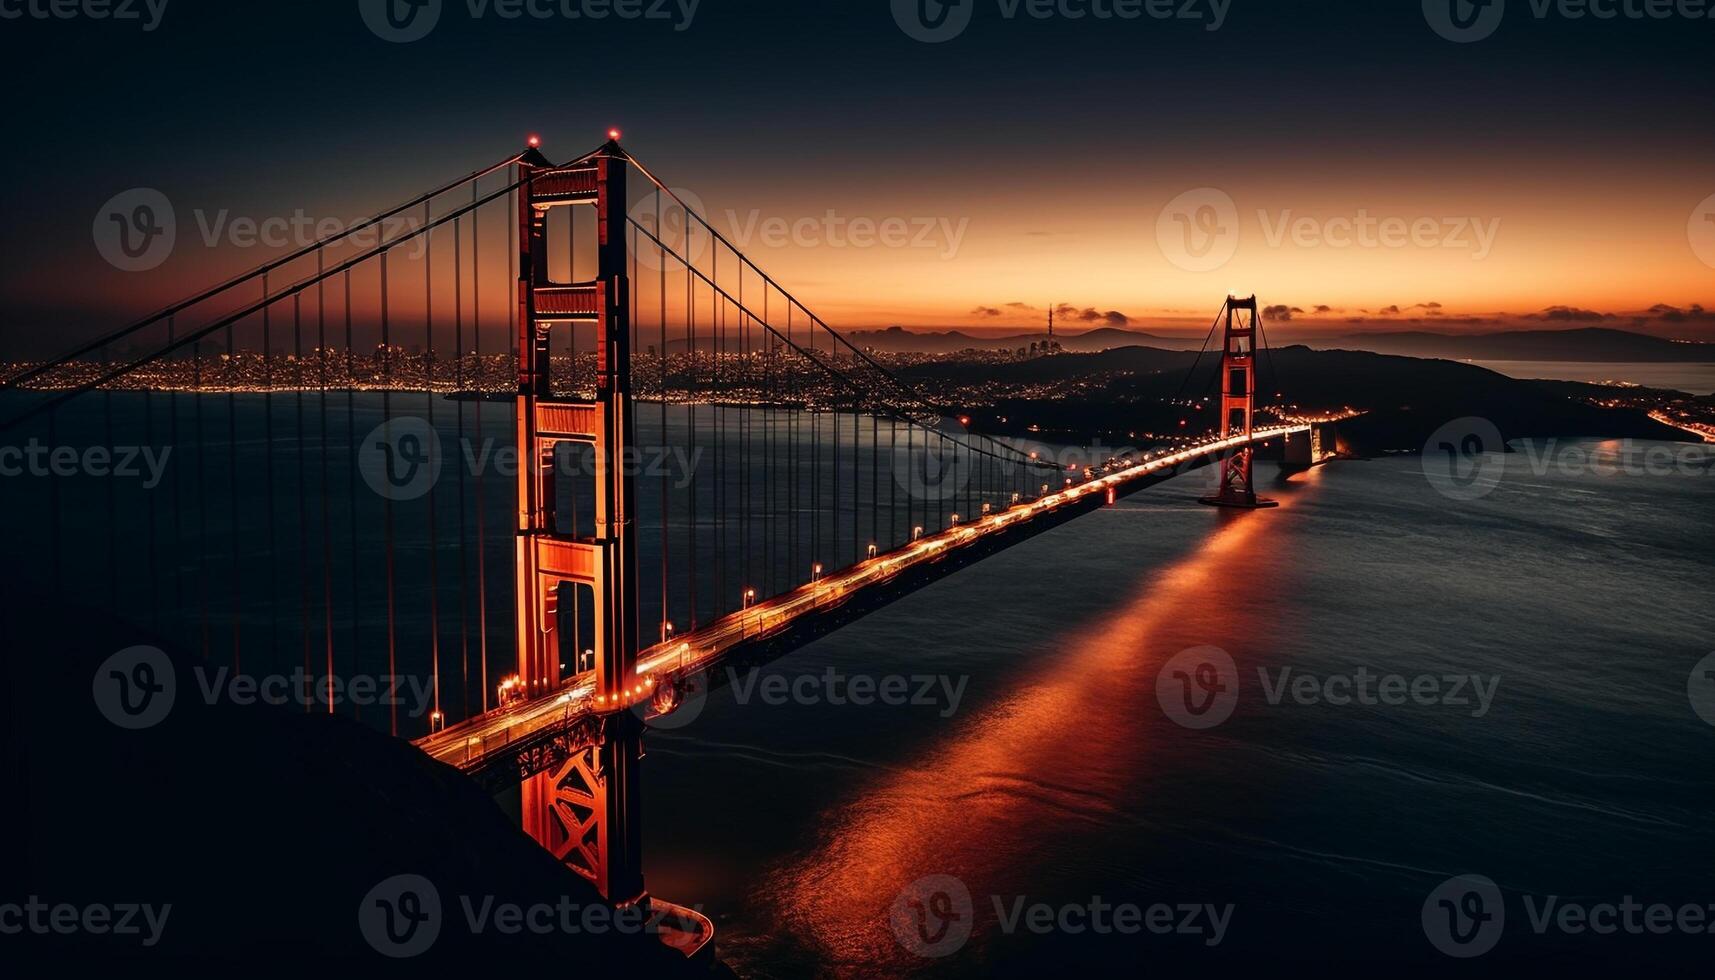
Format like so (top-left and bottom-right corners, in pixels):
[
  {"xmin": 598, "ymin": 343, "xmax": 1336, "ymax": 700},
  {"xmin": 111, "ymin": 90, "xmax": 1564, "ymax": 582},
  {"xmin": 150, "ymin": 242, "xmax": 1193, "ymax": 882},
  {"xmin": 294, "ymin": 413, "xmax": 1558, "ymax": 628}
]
[{"xmin": 0, "ymin": 134, "xmax": 1335, "ymax": 961}]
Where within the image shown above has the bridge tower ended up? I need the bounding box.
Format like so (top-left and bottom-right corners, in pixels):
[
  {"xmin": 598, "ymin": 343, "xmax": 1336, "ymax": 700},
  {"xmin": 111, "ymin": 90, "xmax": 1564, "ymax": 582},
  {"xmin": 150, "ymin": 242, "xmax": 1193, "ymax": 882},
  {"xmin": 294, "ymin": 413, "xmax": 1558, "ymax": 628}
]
[
  {"xmin": 513, "ymin": 137, "xmax": 647, "ymax": 906},
  {"xmin": 1200, "ymin": 295, "xmax": 1278, "ymax": 509}
]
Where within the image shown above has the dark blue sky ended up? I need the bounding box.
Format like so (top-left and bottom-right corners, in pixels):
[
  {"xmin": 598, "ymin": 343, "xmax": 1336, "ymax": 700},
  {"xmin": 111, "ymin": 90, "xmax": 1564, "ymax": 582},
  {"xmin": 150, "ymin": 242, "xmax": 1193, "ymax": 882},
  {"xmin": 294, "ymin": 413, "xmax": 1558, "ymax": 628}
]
[{"xmin": 2, "ymin": 0, "xmax": 1710, "ymax": 346}]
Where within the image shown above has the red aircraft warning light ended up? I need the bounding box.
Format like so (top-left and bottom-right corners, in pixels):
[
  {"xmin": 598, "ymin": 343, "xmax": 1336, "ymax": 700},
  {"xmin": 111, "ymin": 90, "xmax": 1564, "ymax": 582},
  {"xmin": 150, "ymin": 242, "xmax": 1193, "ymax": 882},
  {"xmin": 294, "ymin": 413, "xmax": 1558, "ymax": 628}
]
[
  {"xmin": 527, "ymin": 134, "xmax": 541, "ymax": 148},
  {"xmin": 608, "ymin": 128, "xmax": 623, "ymax": 141}
]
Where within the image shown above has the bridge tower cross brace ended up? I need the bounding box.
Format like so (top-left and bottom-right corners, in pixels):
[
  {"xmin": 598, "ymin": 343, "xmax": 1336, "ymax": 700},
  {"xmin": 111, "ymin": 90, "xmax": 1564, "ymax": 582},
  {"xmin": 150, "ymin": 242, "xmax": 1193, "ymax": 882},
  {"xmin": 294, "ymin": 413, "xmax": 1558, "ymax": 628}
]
[
  {"xmin": 1200, "ymin": 295, "xmax": 1277, "ymax": 509},
  {"xmin": 514, "ymin": 139, "xmax": 647, "ymax": 906}
]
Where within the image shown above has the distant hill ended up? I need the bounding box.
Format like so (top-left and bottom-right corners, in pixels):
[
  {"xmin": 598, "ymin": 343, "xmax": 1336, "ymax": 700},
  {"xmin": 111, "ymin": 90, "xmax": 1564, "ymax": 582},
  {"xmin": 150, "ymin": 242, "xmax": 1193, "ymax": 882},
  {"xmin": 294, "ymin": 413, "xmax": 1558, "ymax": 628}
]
[
  {"xmin": 902, "ymin": 344, "xmax": 1688, "ymax": 453},
  {"xmin": 845, "ymin": 326, "xmax": 1181, "ymax": 354},
  {"xmin": 1313, "ymin": 327, "xmax": 1715, "ymax": 363}
]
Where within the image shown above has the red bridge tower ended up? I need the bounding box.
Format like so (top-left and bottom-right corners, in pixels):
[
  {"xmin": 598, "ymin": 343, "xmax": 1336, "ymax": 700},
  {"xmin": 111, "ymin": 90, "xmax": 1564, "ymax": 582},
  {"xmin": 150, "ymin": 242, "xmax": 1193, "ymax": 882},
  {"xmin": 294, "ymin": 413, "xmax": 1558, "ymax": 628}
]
[{"xmin": 1200, "ymin": 295, "xmax": 1278, "ymax": 509}]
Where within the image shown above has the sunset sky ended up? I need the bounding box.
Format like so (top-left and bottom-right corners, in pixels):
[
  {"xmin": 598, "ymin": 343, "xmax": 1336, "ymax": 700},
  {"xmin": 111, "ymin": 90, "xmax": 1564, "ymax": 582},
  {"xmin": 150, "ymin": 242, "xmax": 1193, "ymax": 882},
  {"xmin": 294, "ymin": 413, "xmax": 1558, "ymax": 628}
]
[{"xmin": 1, "ymin": 1, "xmax": 1711, "ymax": 352}]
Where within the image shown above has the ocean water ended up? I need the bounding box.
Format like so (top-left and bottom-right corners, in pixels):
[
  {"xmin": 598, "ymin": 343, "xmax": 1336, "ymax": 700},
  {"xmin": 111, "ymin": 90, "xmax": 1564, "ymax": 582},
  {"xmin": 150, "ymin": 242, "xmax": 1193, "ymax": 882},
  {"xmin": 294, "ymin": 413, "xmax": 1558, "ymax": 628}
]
[
  {"xmin": 1469, "ymin": 360, "xmax": 1715, "ymax": 395},
  {"xmin": 5, "ymin": 391, "xmax": 1711, "ymax": 973},
  {"xmin": 638, "ymin": 444, "xmax": 1715, "ymax": 975}
]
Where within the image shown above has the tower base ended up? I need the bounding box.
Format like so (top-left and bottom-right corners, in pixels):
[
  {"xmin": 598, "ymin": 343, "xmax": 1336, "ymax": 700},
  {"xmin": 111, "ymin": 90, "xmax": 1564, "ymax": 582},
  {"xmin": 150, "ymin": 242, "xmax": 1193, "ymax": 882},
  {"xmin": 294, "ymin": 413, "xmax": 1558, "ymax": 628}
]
[{"xmin": 1199, "ymin": 490, "xmax": 1278, "ymax": 509}]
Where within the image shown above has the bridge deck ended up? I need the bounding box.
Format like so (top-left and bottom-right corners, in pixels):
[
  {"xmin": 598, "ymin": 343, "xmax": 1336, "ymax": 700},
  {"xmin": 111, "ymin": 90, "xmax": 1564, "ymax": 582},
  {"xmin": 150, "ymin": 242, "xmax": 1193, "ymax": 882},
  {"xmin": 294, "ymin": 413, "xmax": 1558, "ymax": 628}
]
[{"xmin": 413, "ymin": 426, "xmax": 1311, "ymax": 779}]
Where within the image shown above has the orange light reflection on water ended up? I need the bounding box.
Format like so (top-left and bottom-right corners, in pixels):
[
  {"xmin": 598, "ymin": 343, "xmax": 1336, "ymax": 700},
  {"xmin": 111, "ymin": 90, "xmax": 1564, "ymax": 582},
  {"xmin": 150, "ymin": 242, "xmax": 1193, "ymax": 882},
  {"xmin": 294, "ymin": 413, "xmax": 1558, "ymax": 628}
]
[{"xmin": 755, "ymin": 471, "xmax": 1320, "ymax": 973}]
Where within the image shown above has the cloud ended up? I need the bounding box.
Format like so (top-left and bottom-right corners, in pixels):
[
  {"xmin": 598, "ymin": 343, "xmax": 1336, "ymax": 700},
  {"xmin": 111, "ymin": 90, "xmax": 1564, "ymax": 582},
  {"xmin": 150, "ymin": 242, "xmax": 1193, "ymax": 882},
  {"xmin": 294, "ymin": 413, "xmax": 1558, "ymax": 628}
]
[
  {"xmin": 1004, "ymin": 302, "xmax": 1036, "ymax": 311},
  {"xmin": 1262, "ymin": 304, "xmax": 1304, "ymax": 321},
  {"xmin": 1411, "ymin": 302, "xmax": 1443, "ymax": 310},
  {"xmin": 1053, "ymin": 304, "xmax": 1132, "ymax": 327},
  {"xmin": 1312, "ymin": 305, "xmax": 1333, "ymax": 314},
  {"xmin": 969, "ymin": 306, "xmax": 1003, "ymax": 318},
  {"xmin": 1378, "ymin": 305, "xmax": 1401, "ymax": 315},
  {"xmin": 1647, "ymin": 303, "xmax": 1713, "ymax": 322},
  {"xmin": 1526, "ymin": 305, "xmax": 1616, "ymax": 322}
]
